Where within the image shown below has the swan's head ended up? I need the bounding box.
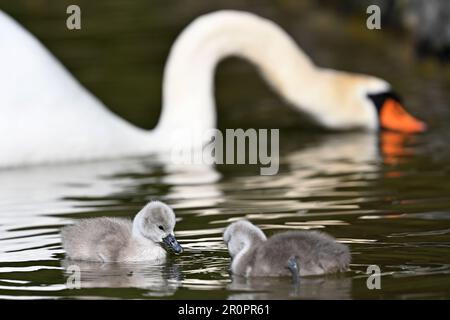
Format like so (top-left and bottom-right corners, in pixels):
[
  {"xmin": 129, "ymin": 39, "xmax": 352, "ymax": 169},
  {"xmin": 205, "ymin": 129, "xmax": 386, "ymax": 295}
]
[
  {"xmin": 366, "ymin": 87, "xmax": 426, "ymax": 134},
  {"xmin": 133, "ymin": 201, "xmax": 183, "ymax": 254},
  {"xmin": 301, "ymin": 69, "xmax": 426, "ymax": 133},
  {"xmin": 223, "ymin": 220, "xmax": 266, "ymax": 258}
]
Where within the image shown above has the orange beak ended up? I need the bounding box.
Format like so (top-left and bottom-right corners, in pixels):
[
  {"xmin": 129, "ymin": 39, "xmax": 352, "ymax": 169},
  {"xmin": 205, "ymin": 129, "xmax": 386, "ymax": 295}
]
[{"xmin": 379, "ymin": 99, "xmax": 426, "ymax": 133}]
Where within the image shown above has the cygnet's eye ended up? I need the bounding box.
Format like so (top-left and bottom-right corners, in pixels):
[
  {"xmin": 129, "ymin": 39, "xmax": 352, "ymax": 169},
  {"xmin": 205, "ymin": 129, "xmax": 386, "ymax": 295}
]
[{"xmin": 158, "ymin": 225, "xmax": 164, "ymax": 231}]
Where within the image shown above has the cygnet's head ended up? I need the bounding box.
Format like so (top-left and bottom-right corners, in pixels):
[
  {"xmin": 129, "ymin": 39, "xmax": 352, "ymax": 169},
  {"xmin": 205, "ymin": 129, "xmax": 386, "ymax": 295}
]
[
  {"xmin": 223, "ymin": 220, "xmax": 266, "ymax": 258},
  {"xmin": 133, "ymin": 201, "xmax": 183, "ymax": 254}
]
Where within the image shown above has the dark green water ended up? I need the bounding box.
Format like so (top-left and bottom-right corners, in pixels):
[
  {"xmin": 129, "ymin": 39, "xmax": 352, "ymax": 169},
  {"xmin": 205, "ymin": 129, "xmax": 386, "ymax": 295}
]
[{"xmin": 1, "ymin": 1, "xmax": 450, "ymax": 299}]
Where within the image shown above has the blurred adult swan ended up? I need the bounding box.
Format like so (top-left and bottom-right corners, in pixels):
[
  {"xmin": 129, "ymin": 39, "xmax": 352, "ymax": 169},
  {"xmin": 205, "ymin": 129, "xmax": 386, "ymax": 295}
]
[{"xmin": 0, "ymin": 10, "xmax": 425, "ymax": 168}]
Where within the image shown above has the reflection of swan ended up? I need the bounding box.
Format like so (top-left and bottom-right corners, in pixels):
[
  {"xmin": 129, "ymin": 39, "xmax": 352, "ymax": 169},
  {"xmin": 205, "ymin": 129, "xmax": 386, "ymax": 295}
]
[
  {"xmin": 223, "ymin": 132, "xmax": 415, "ymax": 220},
  {"xmin": 227, "ymin": 133, "xmax": 379, "ymax": 201},
  {"xmin": 0, "ymin": 10, "xmax": 424, "ymax": 168},
  {"xmin": 61, "ymin": 259, "xmax": 182, "ymax": 296},
  {"xmin": 227, "ymin": 275, "xmax": 352, "ymax": 299}
]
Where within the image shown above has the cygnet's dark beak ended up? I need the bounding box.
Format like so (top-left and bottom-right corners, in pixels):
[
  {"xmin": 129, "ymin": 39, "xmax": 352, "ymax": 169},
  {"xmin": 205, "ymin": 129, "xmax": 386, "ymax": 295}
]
[{"xmin": 162, "ymin": 234, "xmax": 183, "ymax": 254}]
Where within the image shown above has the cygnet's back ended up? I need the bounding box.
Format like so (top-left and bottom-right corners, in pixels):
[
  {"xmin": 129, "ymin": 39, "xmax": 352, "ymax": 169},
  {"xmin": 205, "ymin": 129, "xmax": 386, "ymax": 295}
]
[
  {"xmin": 61, "ymin": 217, "xmax": 132, "ymax": 262},
  {"xmin": 250, "ymin": 231, "xmax": 350, "ymax": 277}
]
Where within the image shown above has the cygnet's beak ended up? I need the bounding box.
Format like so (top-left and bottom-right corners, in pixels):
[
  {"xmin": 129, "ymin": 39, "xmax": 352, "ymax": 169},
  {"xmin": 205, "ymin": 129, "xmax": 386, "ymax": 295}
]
[{"xmin": 162, "ymin": 234, "xmax": 183, "ymax": 254}]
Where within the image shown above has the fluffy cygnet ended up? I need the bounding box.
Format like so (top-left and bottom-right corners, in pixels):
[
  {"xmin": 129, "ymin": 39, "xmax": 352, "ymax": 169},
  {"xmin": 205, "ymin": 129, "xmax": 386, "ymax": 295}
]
[
  {"xmin": 223, "ymin": 220, "xmax": 350, "ymax": 280},
  {"xmin": 61, "ymin": 201, "xmax": 183, "ymax": 262}
]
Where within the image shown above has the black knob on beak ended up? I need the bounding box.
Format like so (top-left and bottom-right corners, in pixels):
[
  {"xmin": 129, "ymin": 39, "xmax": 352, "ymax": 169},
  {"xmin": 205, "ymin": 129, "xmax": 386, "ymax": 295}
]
[{"xmin": 162, "ymin": 234, "xmax": 183, "ymax": 254}]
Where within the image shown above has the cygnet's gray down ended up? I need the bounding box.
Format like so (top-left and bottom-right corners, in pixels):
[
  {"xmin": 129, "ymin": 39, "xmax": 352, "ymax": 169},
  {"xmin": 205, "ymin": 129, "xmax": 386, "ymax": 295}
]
[
  {"xmin": 61, "ymin": 201, "xmax": 182, "ymax": 262},
  {"xmin": 223, "ymin": 220, "xmax": 350, "ymax": 280}
]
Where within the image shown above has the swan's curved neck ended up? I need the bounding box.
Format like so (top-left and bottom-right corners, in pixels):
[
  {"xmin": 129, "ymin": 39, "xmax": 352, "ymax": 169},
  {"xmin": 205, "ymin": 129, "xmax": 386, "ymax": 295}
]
[
  {"xmin": 232, "ymin": 232, "xmax": 266, "ymax": 275},
  {"xmin": 156, "ymin": 11, "xmax": 317, "ymax": 134}
]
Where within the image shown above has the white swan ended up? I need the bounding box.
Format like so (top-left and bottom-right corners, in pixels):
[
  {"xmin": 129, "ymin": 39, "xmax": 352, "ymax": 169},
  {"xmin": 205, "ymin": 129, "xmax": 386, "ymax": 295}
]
[{"xmin": 0, "ymin": 10, "xmax": 425, "ymax": 168}]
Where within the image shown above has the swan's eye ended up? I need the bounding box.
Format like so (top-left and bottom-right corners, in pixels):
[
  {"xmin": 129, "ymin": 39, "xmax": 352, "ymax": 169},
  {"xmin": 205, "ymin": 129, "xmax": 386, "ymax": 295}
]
[{"xmin": 158, "ymin": 225, "xmax": 164, "ymax": 231}]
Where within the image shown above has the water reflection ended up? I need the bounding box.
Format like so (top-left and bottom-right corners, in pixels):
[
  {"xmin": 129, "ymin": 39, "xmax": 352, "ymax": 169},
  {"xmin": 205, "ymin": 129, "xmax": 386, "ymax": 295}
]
[
  {"xmin": 61, "ymin": 259, "xmax": 182, "ymax": 296},
  {"xmin": 219, "ymin": 133, "xmax": 384, "ymax": 223},
  {"xmin": 380, "ymin": 132, "xmax": 417, "ymax": 165},
  {"xmin": 0, "ymin": 130, "xmax": 449, "ymax": 299},
  {"xmin": 227, "ymin": 275, "xmax": 352, "ymax": 300}
]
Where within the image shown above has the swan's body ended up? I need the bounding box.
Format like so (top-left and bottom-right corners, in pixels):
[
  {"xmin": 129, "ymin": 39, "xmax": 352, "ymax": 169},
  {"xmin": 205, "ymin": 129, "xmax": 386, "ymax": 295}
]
[
  {"xmin": 61, "ymin": 201, "xmax": 182, "ymax": 262},
  {"xmin": 0, "ymin": 10, "xmax": 424, "ymax": 168},
  {"xmin": 223, "ymin": 220, "xmax": 350, "ymax": 278},
  {"xmin": 0, "ymin": 10, "xmax": 156, "ymax": 167}
]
